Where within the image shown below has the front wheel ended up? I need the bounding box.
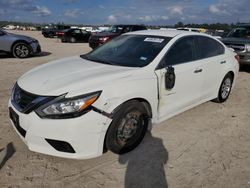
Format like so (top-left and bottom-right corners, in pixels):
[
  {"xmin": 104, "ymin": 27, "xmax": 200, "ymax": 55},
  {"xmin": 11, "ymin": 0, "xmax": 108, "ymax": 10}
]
[
  {"xmin": 12, "ymin": 43, "xmax": 31, "ymax": 58},
  {"xmin": 213, "ymin": 73, "xmax": 233, "ymax": 103},
  {"xmin": 105, "ymin": 100, "xmax": 149, "ymax": 154}
]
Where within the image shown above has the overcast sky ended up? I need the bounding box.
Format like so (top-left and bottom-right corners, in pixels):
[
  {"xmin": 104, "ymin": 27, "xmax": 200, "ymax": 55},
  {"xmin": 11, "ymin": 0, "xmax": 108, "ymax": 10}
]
[{"xmin": 0, "ymin": 0, "xmax": 249, "ymax": 25}]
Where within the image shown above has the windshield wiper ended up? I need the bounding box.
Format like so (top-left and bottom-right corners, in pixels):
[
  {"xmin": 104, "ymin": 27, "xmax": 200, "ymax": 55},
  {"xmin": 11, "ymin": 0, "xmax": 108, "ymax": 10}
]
[
  {"xmin": 80, "ymin": 55, "xmax": 113, "ymax": 65},
  {"xmin": 93, "ymin": 58, "xmax": 113, "ymax": 65}
]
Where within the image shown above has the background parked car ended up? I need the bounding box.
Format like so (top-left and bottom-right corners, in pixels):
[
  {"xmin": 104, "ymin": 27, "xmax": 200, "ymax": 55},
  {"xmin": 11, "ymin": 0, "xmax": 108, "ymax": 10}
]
[
  {"xmin": 42, "ymin": 25, "xmax": 71, "ymax": 38},
  {"xmin": 89, "ymin": 24, "xmax": 147, "ymax": 49},
  {"xmin": 57, "ymin": 28, "xmax": 91, "ymax": 43},
  {"xmin": 0, "ymin": 28, "xmax": 41, "ymax": 58},
  {"xmin": 220, "ymin": 24, "xmax": 250, "ymax": 66}
]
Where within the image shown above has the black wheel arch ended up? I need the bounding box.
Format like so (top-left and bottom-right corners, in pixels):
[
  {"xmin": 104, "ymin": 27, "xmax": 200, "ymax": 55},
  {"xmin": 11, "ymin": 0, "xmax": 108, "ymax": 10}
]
[
  {"xmin": 111, "ymin": 98, "xmax": 152, "ymax": 118},
  {"xmin": 212, "ymin": 71, "xmax": 234, "ymax": 103},
  {"xmin": 227, "ymin": 71, "xmax": 234, "ymax": 84},
  {"xmin": 103, "ymin": 98, "xmax": 152, "ymax": 153}
]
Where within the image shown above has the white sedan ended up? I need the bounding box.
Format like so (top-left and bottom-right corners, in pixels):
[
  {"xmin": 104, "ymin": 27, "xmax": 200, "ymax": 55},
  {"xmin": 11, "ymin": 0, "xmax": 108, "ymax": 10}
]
[{"xmin": 9, "ymin": 30, "xmax": 239, "ymax": 159}]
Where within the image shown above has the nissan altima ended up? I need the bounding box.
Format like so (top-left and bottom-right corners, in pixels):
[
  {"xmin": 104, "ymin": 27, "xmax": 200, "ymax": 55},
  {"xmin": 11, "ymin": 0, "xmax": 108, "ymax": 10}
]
[{"xmin": 9, "ymin": 30, "xmax": 239, "ymax": 159}]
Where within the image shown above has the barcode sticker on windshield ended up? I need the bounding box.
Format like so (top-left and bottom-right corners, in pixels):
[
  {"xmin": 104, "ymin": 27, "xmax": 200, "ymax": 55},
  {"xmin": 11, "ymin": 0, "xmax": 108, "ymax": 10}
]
[{"xmin": 144, "ymin": 37, "xmax": 164, "ymax": 43}]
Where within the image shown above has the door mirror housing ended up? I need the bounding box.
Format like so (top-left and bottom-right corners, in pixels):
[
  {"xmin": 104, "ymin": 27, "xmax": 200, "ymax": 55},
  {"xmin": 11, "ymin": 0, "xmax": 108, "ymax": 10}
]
[{"xmin": 165, "ymin": 66, "xmax": 175, "ymax": 90}]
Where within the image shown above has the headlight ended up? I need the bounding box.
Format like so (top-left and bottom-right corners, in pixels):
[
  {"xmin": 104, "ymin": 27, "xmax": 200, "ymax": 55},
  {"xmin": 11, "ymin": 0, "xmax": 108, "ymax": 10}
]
[
  {"xmin": 35, "ymin": 91, "xmax": 102, "ymax": 119},
  {"xmin": 246, "ymin": 44, "xmax": 250, "ymax": 52}
]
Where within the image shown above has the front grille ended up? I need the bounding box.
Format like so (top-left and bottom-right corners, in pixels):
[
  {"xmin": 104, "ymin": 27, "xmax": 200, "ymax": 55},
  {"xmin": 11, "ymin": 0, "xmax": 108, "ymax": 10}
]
[
  {"xmin": 11, "ymin": 84, "xmax": 54, "ymax": 114},
  {"xmin": 9, "ymin": 107, "xmax": 26, "ymax": 137},
  {"xmin": 225, "ymin": 43, "xmax": 246, "ymax": 52},
  {"xmin": 12, "ymin": 84, "xmax": 38, "ymax": 111}
]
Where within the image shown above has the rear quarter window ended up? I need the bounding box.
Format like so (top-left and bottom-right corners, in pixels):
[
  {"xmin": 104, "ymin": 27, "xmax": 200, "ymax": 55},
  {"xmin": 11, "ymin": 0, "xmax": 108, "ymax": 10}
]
[{"xmin": 196, "ymin": 36, "xmax": 225, "ymax": 59}]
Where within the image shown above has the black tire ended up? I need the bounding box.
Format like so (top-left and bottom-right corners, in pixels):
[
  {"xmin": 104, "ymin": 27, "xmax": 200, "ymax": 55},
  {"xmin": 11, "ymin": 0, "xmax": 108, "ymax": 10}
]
[
  {"xmin": 12, "ymin": 43, "xmax": 31, "ymax": 58},
  {"xmin": 48, "ymin": 33, "xmax": 54, "ymax": 38},
  {"xmin": 213, "ymin": 73, "xmax": 233, "ymax": 103},
  {"xmin": 105, "ymin": 100, "xmax": 149, "ymax": 154},
  {"xmin": 69, "ymin": 37, "xmax": 76, "ymax": 43}
]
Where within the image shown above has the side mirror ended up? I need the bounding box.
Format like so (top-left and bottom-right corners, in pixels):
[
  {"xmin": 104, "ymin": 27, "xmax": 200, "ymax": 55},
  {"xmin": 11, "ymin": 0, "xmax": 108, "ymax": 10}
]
[{"xmin": 165, "ymin": 66, "xmax": 175, "ymax": 90}]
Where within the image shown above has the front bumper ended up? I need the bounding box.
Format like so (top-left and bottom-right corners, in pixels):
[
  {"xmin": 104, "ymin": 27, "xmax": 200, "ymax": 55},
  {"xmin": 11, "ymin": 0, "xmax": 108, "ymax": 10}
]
[
  {"xmin": 30, "ymin": 42, "xmax": 41, "ymax": 54},
  {"xmin": 8, "ymin": 100, "xmax": 111, "ymax": 159}
]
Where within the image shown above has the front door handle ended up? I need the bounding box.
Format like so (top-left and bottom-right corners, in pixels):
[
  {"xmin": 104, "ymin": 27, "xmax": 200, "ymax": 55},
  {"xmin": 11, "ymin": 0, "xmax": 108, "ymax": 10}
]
[
  {"xmin": 220, "ymin": 60, "xmax": 226, "ymax": 64},
  {"xmin": 194, "ymin": 69, "xmax": 203, "ymax": 73}
]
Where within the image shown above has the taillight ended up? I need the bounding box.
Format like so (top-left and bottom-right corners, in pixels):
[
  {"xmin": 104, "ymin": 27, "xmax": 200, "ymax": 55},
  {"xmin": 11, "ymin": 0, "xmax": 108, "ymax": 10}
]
[
  {"xmin": 57, "ymin": 32, "xmax": 64, "ymax": 35},
  {"xmin": 99, "ymin": 37, "xmax": 110, "ymax": 42},
  {"xmin": 234, "ymin": 54, "xmax": 240, "ymax": 64}
]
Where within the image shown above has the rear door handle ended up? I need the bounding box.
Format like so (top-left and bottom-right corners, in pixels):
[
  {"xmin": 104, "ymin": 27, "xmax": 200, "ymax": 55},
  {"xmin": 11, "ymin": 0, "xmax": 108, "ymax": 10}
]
[
  {"xmin": 220, "ymin": 60, "xmax": 226, "ymax": 64},
  {"xmin": 194, "ymin": 69, "xmax": 203, "ymax": 73}
]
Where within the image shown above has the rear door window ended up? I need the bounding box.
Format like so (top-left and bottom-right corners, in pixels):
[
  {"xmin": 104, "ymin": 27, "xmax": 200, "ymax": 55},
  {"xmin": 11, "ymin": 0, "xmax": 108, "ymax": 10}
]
[
  {"xmin": 81, "ymin": 30, "xmax": 88, "ymax": 34},
  {"xmin": 73, "ymin": 29, "xmax": 81, "ymax": 34},
  {"xmin": 196, "ymin": 36, "xmax": 225, "ymax": 59}
]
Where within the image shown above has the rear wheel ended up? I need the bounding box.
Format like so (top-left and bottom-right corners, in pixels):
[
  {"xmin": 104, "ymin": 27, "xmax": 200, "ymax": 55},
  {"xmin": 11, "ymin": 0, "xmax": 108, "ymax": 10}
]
[
  {"xmin": 69, "ymin": 37, "xmax": 76, "ymax": 43},
  {"xmin": 12, "ymin": 43, "xmax": 31, "ymax": 58},
  {"xmin": 213, "ymin": 73, "xmax": 233, "ymax": 103},
  {"xmin": 105, "ymin": 100, "xmax": 149, "ymax": 154}
]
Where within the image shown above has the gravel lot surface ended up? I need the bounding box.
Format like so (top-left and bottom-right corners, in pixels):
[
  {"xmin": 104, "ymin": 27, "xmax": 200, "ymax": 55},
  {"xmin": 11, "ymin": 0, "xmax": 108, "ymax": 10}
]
[{"xmin": 0, "ymin": 31, "xmax": 250, "ymax": 188}]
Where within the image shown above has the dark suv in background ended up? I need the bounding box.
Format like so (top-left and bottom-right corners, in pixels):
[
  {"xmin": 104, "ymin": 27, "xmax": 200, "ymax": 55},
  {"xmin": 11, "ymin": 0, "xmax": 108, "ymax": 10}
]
[
  {"xmin": 42, "ymin": 25, "xmax": 71, "ymax": 38},
  {"xmin": 57, "ymin": 28, "xmax": 91, "ymax": 43},
  {"xmin": 88, "ymin": 25, "xmax": 147, "ymax": 49},
  {"xmin": 221, "ymin": 24, "xmax": 250, "ymax": 65}
]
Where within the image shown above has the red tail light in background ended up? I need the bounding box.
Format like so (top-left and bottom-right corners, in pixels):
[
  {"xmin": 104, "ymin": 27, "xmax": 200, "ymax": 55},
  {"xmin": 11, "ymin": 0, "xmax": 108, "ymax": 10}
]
[
  {"xmin": 56, "ymin": 32, "xmax": 65, "ymax": 36},
  {"xmin": 99, "ymin": 37, "xmax": 110, "ymax": 42},
  {"xmin": 234, "ymin": 55, "xmax": 240, "ymax": 64}
]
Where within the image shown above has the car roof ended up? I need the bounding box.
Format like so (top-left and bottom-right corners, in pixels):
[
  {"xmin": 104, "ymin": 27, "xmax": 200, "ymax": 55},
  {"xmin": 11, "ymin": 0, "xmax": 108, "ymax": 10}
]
[
  {"xmin": 127, "ymin": 29, "xmax": 207, "ymax": 38},
  {"xmin": 114, "ymin": 24, "xmax": 145, "ymax": 26}
]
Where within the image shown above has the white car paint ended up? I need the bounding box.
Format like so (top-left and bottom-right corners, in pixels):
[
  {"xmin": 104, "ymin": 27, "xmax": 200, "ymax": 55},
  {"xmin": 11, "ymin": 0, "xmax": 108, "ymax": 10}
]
[{"xmin": 9, "ymin": 30, "xmax": 239, "ymax": 159}]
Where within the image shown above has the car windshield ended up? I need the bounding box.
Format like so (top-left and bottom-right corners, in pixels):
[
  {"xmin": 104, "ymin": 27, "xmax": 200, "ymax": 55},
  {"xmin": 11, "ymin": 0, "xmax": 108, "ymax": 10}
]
[
  {"xmin": 227, "ymin": 27, "xmax": 250, "ymax": 38},
  {"xmin": 81, "ymin": 35, "xmax": 171, "ymax": 67}
]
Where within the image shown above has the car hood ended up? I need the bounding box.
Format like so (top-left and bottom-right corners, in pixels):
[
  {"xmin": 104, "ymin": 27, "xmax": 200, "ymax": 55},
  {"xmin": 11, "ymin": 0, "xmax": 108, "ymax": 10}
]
[
  {"xmin": 17, "ymin": 56, "xmax": 136, "ymax": 96},
  {"xmin": 8, "ymin": 33, "xmax": 36, "ymax": 42},
  {"xmin": 221, "ymin": 37, "xmax": 250, "ymax": 44}
]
